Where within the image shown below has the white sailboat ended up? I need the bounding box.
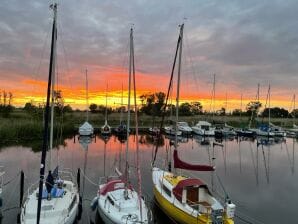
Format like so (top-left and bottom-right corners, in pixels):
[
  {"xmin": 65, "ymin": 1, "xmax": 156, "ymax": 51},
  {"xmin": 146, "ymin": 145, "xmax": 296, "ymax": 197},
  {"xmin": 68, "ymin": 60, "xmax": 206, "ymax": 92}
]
[
  {"xmin": 255, "ymin": 85, "xmax": 275, "ymax": 137},
  {"xmin": 21, "ymin": 4, "xmax": 79, "ymax": 224},
  {"xmin": 101, "ymin": 84, "xmax": 111, "ymax": 135},
  {"xmin": 114, "ymin": 84, "xmax": 128, "ymax": 137},
  {"xmin": 192, "ymin": 121, "xmax": 215, "ymax": 136},
  {"xmin": 152, "ymin": 24, "xmax": 235, "ymax": 224},
  {"xmin": 95, "ymin": 27, "xmax": 150, "ymax": 224},
  {"xmin": 79, "ymin": 69, "xmax": 94, "ymax": 136},
  {"xmin": 177, "ymin": 121, "xmax": 192, "ymax": 134}
]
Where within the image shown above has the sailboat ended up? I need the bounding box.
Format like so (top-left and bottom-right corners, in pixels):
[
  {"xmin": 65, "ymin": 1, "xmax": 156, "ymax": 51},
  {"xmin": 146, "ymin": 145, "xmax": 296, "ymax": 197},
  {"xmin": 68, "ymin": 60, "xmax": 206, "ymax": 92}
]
[
  {"xmin": 114, "ymin": 84, "xmax": 128, "ymax": 137},
  {"xmin": 192, "ymin": 74, "xmax": 215, "ymax": 136},
  {"xmin": 79, "ymin": 69, "xmax": 94, "ymax": 136},
  {"xmin": 255, "ymin": 85, "xmax": 275, "ymax": 137},
  {"xmin": 101, "ymin": 84, "xmax": 112, "ymax": 136},
  {"xmin": 95, "ymin": 27, "xmax": 150, "ymax": 224},
  {"xmin": 20, "ymin": 4, "xmax": 79, "ymax": 224},
  {"xmin": 152, "ymin": 24, "xmax": 236, "ymax": 224}
]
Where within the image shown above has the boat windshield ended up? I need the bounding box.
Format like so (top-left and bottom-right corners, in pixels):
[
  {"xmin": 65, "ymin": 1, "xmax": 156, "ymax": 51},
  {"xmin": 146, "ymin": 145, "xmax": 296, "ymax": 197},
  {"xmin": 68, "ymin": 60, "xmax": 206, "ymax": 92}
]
[{"xmin": 201, "ymin": 125, "xmax": 210, "ymax": 131}]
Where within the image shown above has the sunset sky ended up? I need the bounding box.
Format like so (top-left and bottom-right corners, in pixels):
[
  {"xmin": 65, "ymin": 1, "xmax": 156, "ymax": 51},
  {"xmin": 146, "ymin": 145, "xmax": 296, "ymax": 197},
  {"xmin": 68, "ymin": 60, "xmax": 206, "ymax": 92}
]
[{"xmin": 0, "ymin": 0, "xmax": 297, "ymax": 112}]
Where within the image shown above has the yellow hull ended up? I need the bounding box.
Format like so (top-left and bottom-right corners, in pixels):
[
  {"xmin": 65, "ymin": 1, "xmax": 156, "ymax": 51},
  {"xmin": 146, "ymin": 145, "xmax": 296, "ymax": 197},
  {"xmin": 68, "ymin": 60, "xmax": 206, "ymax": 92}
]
[{"xmin": 154, "ymin": 185, "xmax": 234, "ymax": 224}]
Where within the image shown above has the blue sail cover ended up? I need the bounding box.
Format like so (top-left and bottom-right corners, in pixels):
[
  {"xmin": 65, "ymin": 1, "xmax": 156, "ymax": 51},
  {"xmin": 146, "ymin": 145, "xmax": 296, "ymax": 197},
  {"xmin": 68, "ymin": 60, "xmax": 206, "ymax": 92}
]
[{"xmin": 258, "ymin": 124, "xmax": 270, "ymax": 132}]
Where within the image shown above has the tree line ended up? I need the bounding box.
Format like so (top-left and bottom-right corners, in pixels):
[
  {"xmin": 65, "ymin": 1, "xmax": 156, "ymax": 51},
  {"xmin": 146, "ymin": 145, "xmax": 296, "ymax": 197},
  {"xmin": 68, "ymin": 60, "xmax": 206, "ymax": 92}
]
[{"xmin": 2, "ymin": 90, "xmax": 297, "ymax": 119}]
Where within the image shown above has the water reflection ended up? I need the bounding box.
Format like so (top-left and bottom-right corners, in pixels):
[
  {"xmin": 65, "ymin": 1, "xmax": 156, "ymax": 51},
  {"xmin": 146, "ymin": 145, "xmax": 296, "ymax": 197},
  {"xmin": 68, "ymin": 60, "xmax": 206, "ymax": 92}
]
[{"xmin": 0, "ymin": 135, "xmax": 297, "ymax": 223}]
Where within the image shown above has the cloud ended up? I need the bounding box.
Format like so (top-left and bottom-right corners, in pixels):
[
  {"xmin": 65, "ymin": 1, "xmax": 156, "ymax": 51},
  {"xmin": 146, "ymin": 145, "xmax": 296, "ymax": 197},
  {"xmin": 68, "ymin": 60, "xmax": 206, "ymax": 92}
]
[{"xmin": 0, "ymin": 0, "xmax": 297, "ymax": 108}]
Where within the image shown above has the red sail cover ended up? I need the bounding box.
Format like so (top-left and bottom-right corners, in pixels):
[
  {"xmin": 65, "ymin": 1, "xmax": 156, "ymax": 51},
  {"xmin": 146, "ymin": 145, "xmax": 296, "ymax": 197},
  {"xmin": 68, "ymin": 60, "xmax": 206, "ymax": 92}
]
[{"xmin": 173, "ymin": 150, "xmax": 215, "ymax": 171}]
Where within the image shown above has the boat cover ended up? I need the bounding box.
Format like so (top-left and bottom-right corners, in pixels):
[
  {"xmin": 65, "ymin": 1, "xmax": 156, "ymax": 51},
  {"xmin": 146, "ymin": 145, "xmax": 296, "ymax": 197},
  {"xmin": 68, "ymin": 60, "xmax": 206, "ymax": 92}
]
[
  {"xmin": 173, "ymin": 178, "xmax": 208, "ymax": 201},
  {"xmin": 41, "ymin": 187, "xmax": 64, "ymax": 199},
  {"xmin": 173, "ymin": 149, "xmax": 215, "ymax": 171}
]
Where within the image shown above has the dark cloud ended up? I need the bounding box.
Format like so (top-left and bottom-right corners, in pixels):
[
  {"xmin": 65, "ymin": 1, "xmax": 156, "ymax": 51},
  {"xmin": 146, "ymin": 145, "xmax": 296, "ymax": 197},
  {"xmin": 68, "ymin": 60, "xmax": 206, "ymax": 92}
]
[{"xmin": 0, "ymin": 0, "xmax": 297, "ymax": 102}]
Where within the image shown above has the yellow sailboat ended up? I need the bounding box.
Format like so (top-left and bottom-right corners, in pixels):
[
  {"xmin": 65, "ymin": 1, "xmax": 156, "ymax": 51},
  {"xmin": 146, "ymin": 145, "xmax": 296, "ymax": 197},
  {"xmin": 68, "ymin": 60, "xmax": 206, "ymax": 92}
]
[{"xmin": 152, "ymin": 23, "xmax": 236, "ymax": 224}]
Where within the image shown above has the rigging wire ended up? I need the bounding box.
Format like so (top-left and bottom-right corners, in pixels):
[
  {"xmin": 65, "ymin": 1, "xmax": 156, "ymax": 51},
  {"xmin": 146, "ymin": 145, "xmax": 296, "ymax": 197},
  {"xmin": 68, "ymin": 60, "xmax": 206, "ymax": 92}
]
[{"xmin": 152, "ymin": 27, "xmax": 181, "ymax": 166}]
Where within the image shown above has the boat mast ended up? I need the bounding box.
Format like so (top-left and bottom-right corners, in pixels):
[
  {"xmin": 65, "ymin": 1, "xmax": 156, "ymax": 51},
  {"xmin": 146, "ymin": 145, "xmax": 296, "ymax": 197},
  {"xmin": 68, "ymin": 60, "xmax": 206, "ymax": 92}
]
[
  {"xmin": 105, "ymin": 83, "xmax": 108, "ymax": 125},
  {"xmin": 120, "ymin": 83, "xmax": 123, "ymax": 125},
  {"xmin": 124, "ymin": 28, "xmax": 133, "ymax": 196},
  {"xmin": 131, "ymin": 27, "xmax": 143, "ymax": 221},
  {"xmin": 175, "ymin": 23, "xmax": 184, "ymax": 163},
  {"xmin": 49, "ymin": 3, "xmax": 58, "ymax": 172},
  {"xmin": 293, "ymin": 94, "xmax": 296, "ymax": 126},
  {"xmin": 85, "ymin": 69, "xmax": 89, "ymax": 122},
  {"xmin": 225, "ymin": 92, "xmax": 227, "ymax": 123},
  {"xmin": 37, "ymin": 3, "xmax": 57, "ymax": 224},
  {"xmin": 268, "ymin": 84, "xmax": 271, "ymax": 126},
  {"xmin": 240, "ymin": 93, "xmax": 243, "ymax": 122},
  {"xmin": 212, "ymin": 73, "xmax": 216, "ymax": 121}
]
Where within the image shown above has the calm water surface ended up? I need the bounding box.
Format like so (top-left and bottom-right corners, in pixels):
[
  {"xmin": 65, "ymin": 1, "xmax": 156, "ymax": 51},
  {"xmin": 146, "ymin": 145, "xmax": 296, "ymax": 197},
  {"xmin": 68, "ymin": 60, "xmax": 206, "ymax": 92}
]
[{"xmin": 0, "ymin": 134, "xmax": 297, "ymax": 224}]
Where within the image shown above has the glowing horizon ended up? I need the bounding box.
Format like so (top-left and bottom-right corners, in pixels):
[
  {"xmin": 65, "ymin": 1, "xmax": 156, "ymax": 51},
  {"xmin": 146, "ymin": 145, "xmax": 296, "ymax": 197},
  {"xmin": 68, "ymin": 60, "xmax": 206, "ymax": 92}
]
[{"xmin": 7, "ymin": 76, "xmax": 295, "ymax": 113}]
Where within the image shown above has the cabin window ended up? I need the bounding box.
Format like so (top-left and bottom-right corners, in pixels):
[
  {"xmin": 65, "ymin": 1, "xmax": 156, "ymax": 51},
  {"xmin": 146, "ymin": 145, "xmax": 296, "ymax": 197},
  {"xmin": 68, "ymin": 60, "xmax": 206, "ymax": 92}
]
[
  {"xmin": 42, "ymin": 205, "xmax": 53, "ymax": 211},
  {"xmin": 162, "ymin": 184, "xmax": 171, "ymax": 197},
  {"xmin": 202, "ymin": 125, "xmax": 210, "ymax": 131},
  {"xmin": 107, "ymin": 196, "xmax": 114, "ymax": 206}
]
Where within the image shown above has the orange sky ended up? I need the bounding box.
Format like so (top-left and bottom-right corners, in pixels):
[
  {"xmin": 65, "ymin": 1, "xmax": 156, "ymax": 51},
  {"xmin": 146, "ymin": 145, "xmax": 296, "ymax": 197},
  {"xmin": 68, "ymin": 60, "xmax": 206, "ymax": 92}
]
[{"xmin": 7, "ymin": 70, "xmax": 295, "ymax": 113}]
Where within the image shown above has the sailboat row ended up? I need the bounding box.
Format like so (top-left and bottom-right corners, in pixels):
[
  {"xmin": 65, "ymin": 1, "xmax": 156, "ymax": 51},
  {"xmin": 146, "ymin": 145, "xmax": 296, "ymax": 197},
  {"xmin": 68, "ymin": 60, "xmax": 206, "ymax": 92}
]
[{"xmin": 23, "ymin": 3, "xmax": 237, "ymax": 224}]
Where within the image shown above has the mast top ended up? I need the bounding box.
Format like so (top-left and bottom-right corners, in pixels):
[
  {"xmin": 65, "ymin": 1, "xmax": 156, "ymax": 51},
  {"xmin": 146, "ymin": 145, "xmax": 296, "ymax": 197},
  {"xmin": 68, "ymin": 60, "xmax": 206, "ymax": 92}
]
[{"xmin": 50, "ymin": 3, "xmax": 57, "ymax": 11}]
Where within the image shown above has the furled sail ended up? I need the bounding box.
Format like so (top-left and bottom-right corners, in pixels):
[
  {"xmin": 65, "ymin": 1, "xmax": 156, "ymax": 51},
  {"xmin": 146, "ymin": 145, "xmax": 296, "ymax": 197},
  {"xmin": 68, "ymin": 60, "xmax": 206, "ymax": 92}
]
[{"xmin": 173, "ymin": 149, "xmax": 215, "ymax": 171}]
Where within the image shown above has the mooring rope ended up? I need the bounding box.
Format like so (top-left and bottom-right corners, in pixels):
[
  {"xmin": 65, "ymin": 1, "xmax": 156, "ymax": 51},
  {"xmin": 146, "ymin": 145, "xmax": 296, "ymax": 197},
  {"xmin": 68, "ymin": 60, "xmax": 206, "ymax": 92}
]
[
  {"xmin": 2, "ymin": 171, "xmax": 20, "ymax": 187},
  {"xmin": 79, "ymin": 170, "xmax": 98, "ymax": 187}
]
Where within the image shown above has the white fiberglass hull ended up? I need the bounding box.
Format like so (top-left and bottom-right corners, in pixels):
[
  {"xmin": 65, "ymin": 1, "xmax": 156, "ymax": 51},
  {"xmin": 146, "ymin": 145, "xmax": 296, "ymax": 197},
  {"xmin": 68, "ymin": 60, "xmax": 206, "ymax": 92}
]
[
  {"xmin": 191, "ymin": 127, "xmax": 215, "ymax": 136},
  {"xmin": 21, "ymin": 180, "xmax": 79, "ymax": 224},
  {"xmin": 164, "ymin": 126, "xmax": 182, "ymax": 136},
  {"xmin": 79, "ymin": 121, "xmax": 94, "ymax": 136},
  {"xmin": 79, "ymin": 129, "xmax": 93, "ymax": 136},
  {"xmin": 97, "ymin": 186, "xmax": 149, "ymax": 224},
  {"xmin": 178, "ymin": 127, "xmax": 192, "ymax": 134},
  {"xmin": 255, "ymin": 130, "xmax": 275, "ymax": 137}
]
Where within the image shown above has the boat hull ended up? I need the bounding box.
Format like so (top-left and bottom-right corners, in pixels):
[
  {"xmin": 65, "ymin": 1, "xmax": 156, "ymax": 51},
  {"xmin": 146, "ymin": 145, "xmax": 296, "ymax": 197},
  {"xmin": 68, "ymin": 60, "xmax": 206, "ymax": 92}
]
[
  {"xmin": 154, "ymin": 185, "xmax": 200, "ymax": 224},
  {"xmin": 97, "ymin": 206, "xmax": 116, "ymax": 224},
  {"xmin": 152, "ymin": 168, "xmax": 234, "ymax": 224},
  {"xmin": 192, "ymin": 127, "xmax": 215, "ymax": 136},
  {"xmin": 21, "ymin": 180, "xmax": 79, "ymax": 224}
]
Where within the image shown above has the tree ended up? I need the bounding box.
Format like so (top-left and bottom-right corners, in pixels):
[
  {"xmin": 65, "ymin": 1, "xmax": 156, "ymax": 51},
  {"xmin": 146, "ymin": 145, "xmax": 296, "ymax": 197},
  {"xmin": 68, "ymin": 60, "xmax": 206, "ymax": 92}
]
[
  {"xmin": 139, "ymin": 92, "xmax": 165, "ymax": 116},
  {"xmin": 54, "ymin": 90, "xmax": 64, "ymax": 116},
  {"xmin": 232, "ymin": 109, "xmax": 242, "ymax": 116},
  {"xmin": 179, "ymin": 103, "xmax": 192, "ymax": 116},
  {"xmin": 154, "ymin": 92, "xmax": 166, "ymax": 116},
  {"xmin": 63, "ymin": 104, "xmax": 73, "ymax": 113},
  {"xmin": 218, "ymin": 107, "xmax": 226, "ymax": 116},
  {"xmin": 246, "ymin": 101, "xmax": 262, "ymax": 116},
  {"xmin": 89, "ymin": 103, "xmax": 97, "ymax": 113},
  {"xmin": 3, "ymin": 91, "xmax": 7, "ymax": 106},
  {"xmin": 190, "ymin": 101, "xmax": 203, "ymax": 115},
  {"xmin": 262, "ymin": 107, "xmax": 289, "ymax": 118},
  {"xmin": 291, "ymin": 109, "xmax": 298, "ymax": 118},
  {"xmin": 24, "ymin": 102, "xmax": 36, "ymax": 112},
  {"xmin": 8, "ymin": 92, "xmax": 13, "ymax": 105}
]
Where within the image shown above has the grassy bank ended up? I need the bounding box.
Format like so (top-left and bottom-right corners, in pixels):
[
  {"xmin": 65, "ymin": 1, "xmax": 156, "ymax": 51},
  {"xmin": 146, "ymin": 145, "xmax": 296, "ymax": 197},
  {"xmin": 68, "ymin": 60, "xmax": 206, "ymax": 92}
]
[{"xmin": 0, "ymin": 110, "xmax": 295, "ymax": 145}]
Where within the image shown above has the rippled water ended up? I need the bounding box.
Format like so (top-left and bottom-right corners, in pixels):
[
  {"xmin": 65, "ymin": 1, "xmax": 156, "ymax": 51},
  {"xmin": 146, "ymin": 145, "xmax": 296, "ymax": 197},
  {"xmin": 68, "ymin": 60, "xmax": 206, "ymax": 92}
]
[{"xmin": 0, "ymin": 134, "xmax": 297, "ymax": 224}]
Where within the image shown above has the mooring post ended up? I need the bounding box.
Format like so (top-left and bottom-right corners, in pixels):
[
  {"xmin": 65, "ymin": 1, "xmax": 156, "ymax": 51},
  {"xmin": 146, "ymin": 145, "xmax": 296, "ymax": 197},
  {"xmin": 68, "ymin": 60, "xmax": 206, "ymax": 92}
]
[
  {"xmin": 77, "ymin": 168, "xmax": 81, "ymax": 193},
  {"xmin": 20, "ymin": 171, "xmax": 24, "ymax": 208},
  {"xmin": 17, "ymin": 170, "xmax": 24, "ymax": 223},
  {"xmin": 76, "ymin": 168, "xmax": 82, "ymax": 221}
]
